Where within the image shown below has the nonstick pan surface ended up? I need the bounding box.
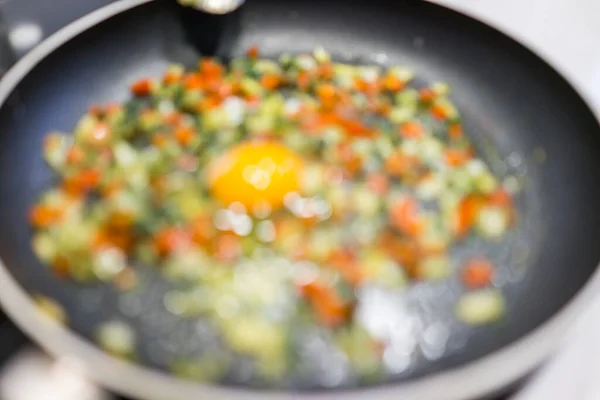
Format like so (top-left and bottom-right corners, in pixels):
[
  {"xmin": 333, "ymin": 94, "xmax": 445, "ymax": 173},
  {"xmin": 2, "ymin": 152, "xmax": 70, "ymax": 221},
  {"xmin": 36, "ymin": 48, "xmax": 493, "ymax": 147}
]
[{"xmin": 0, "ymin": 0, "xmax": 600, "ymax": 399}]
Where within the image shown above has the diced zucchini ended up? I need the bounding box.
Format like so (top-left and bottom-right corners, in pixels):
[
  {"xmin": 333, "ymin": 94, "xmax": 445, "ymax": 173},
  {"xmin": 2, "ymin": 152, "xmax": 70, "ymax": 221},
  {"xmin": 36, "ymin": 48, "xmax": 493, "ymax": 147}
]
[
  {"xmin": 32, "ymin": 233, "xmax": 57, "ymax": 263},
  {"xmin": 456, "ymin": 289, "xmax": 505, "ymax": 325},
  {"xmin": 388, "ymin": 66, "xmax": 415, "ymax": 83},
  {"xmin": 96, "ymin": 321, "xmax": 136, "ymax": 358},
  {"xmin": 395, "ymin": 89, "xmax": 419, "ymax": 108},
  {"xmin": 313, "ymin": 46, "xmax": 331, "ymax": 63},
  {"xmin": 418, "ymin": 255, "xmax": 451, "ymax": 280},
  {"xmin": 352, "ymin": 186, "xmax": 380, "ymax": 217},
  {"xmin": 416, "ymin": 174, "xmax": 446, "ymax": 200},
  {"xmin": 476, "ymin": 206, "xmax": 509, "ymax": 239}
]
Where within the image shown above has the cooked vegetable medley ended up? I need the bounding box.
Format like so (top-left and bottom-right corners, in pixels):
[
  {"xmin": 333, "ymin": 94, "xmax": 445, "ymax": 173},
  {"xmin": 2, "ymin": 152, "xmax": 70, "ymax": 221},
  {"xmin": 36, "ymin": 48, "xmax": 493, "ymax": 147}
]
[{"xmin": 30, "ymin": 46, "xmax": 515, "ymax": 381}]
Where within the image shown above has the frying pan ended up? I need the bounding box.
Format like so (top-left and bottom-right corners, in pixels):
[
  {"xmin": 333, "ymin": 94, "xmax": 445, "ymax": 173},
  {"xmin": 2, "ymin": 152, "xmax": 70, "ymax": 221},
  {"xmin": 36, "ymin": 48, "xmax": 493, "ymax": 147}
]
[{"xmin": 1, "ymin": 0, "xmax": 600, "ymax": 399}]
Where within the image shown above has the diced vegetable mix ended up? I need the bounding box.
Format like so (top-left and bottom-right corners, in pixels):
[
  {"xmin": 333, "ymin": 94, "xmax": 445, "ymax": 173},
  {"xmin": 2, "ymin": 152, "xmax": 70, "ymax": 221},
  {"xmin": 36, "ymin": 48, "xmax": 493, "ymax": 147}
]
[{"xmin": 30, "ymin": 47, "xmax": 516, "ymax": 382}]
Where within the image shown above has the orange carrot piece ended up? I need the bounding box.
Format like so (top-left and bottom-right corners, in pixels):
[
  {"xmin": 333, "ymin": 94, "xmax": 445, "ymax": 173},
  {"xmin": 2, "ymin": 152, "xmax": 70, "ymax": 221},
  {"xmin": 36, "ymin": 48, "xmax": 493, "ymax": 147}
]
[
  {"xmin": 154, "ymin": 227, "xmax": 191, "ymax": 257},
  {"xmin": 317, "ymin": 63, "xmax": 334, "ymax": 80},
  {"xmin": 199, "ymin": 58, "xmax": 224, "ymax": 79},
  {"xmin": 29, "ymin": 205, "xmax": 62, "ymax": 228},
  {"xmin": 488, "ymin": 188, "xmax": 512, "ymax": 207},
  {"xmin": 462, "ymin": 257, "xmax": 495, "ymax": 288},
  {"xmin": 448, "ymin": 123, "xmax": 463, "ymax": 140},
  {"xmin": 419, "ymin": 88, "xmax": 436, "ymax": 102},
  {"xmin": 66, "ymin": 146, "xmax": 85, "ymax": 165},
  {"xmin": 385, "ymin": 151, "xmax": 420, "ymax": 177},
  {"xmin": 444, "ymin": 148, "xmax": 471, "ymax": 167},
  {"xmin": 296, "ymin": 71, "xmax": 311, "ymax": 90},
  {"xmin": 174, "ymin": 127, "xmax": 195, "ymax": 146},
  {"xmin": 327, "ymin": 249, "xmax": 363, "ymax": 286},
  {"xmin": 260, "ymin": 73, "xmax": 281, "ymax": 90},
  {"xmin": 389, "ymin": 197, "xmax": 424, "ymax": 236},
  {"xmin": 367, "ymin": 173, "xmax": 389, "ymax": 194},
  {"xmin": 131, "ymin": 78, "xmax": 154, "ymax": 96},
  {"xmin": 431, "ymin": 103, "xmax": 449, "ymax": 120},
  {"xmin": 383, "ymin": 74, "xmax": 405, "ymax": 92},
  {"xmin": 299, "ymin": 282, "xmax": 351, "ymax": 327},
  {"xmin": 316, "ymin": 83, "xmax": 337, "ymax": 109},
  {"xmin": 247, "ymin": 45, "xmax": 259, "ymax": 59},
  {"xmin": 400, "ymin": 121, "xmax": 424, "ymax": 139},
  {"xmin": 183, "ymin": 73, "xmax": 205, "ymax": 90},
  {"xmin": 454, "ymin": 195, "xmax": 484, "ymax": 237}
]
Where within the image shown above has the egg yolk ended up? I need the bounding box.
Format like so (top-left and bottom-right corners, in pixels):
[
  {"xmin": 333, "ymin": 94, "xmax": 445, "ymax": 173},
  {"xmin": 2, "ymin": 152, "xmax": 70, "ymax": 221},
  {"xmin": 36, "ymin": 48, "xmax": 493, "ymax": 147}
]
[{"xmin": 207, "ymin": 141, "xmax": 304, "ymax": 211}]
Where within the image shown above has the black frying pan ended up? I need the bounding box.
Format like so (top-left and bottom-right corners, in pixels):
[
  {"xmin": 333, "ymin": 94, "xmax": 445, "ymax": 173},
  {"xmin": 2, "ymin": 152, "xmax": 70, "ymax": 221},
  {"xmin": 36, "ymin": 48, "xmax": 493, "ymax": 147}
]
[{"xmin": 0, "ymin": 0, "xmax": 600, "ymax": 399}]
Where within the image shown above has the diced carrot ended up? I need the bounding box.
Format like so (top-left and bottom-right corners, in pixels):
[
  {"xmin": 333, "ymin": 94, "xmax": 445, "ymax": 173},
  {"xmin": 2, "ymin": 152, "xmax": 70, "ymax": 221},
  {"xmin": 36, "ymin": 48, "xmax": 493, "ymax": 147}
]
[
  {"xmin": 183, "ymin": 73, "xmax": 205, "ymax": 90},
  {"xmin": 353, "ymin": 76, "xmax": 369, "ymax": 92},
  {"xmin": 217, "ymin": 82, "xmax": 234, "ymax": 99},
  {"xmin": 375, "ymin": 100, "xmax": 392, "ymax": 116},
  {"xmin": 383, "ymin": 74, "xmax": 405, "ymax": 92},
  {"xmin": 88, "ymin": 103, "xmax": 104, "ymax": 116},
  {"xmin": 105, "ymin": 103, "xmax": 121, "ymax": 117},
  {"xmin": 213, "ymin": 233, "xmax": 241, "ymax": 262},
  {"xmin": 317, "ymin": 62, "xmax": 334, "ymax": 80},
  {"xmin": 488, "ymin": 188, "xmax": 512, "ymax": 207},
  {"xmin": 444, "ymin": 148, "xmax": 471, "ymax": 167},
  {"xmin": 245, "ymin": 95, "xmax": 261, "ymax": 108},
  {"xmin": 318, "ymin": 112, "xmax": 340, "ymax": 126},
  {"xmin": 131, "ymin": 78, "xmax": 154, "ymax": 96},
  {"xmin": 196, "ymin": 95, "xmax": 221, "ymax": 112},
  {"xmin": 29, "ymin": 205, "xmax": 62, "ymax": 228},
  {"xmin": 102, "ymin": 179, "xmax": 124, "ymax": 198},
  {"xmin": 154, "ymin": 227, "xmax": 192, "ymax": 256},
  {"xmin": 66, "ymin": 146, "xmax": 85, "ymax": 165},
  {"xmin": 247, "ymin": 45, "xmax": 259, "ymax": 59},
  {"xmin": 356, "ymin": 76, "xmax": 381, "ymax": 95},
  {"xmin": 337, "ymin": 143, "xmax": 363, "ymax": 177},
  {"xmin": 296, "ymin": 71, "xmax": 311, "ymax": 90},
  {"xmin": 190, "ymin": 215, "xmax": 215, "ymax": 247},
  {"xmin": 199, "ymin": 58, "xmax": 224, "ymax": 79},
  {"xmin": 448, "ymin": 123, "xmax": 463, "ymax": 140},
  {"xmin": 340, "ymin": 118, "xmax": 372, "ymax": 137},
  {"xmin": 462, "ymin": 257, "xmax": 494, "ymax": 288},
  {"xmin": 431, "ymin": 103, "xmax": 450, "ymax": 120},
  {"xmin": 385, "ymin": 151, "xmax": 420, "ymax": 178},
  {"xmin": 400, "ymin": 121, "xmax": 424, "ymax": 139},
  {"xmin": 174, "ymin": 127, "xmax": 195, "ymax": 146},
  {"xmin": 419, "ymin": 88, "xmax": 436, "ymax": 102},
  {"xmin": 454, "ymin": 195, "xmax": 484, "ymax": 237},
  {"xmin": 52, "ymin": 256, "xmax": 70, "ymax": 278},
  {"xmin": 389, "ymin": 197, "xmax": 424, "ymax": 236},
  {"xmin": 63, "ymin": 169, "xmax": 100, "ymax": 195},
  {"xmin": 367, "ymin": 173, "xmax": 389, "ymax": 194},
  {"xmin": 92, "ymin": 227, "xmax": 134, "ymax": 252},
  {"xmin": 379, "ymin": 232, "xmax": 421, "ymax": 275},
  {"xmin": 107, "ymin": 211, "xmax": 134, "ymax": 230},
  {"xmin": 164, "ymin": 112, "xmax": 182, "ymax": 126},
  {"xmin": 299, "ymin": 282, "xmax": 351, "ymax": 327},
  {"xmin": 163, "ymin": 70, "xmax": 183, "ymax": 85},
  {"xmin": 327, "ymin": 249, "xmax": 363, "ymax": 286},
  {"xmin": 260, "ymin": 73, "xmax": 281, "ymax": 90},
  {"xmin": 316, "ymin": 83, "xmax": 337, "ymax": 109},
  {"xmin": 151, "ymin": 134, "xmax": 168, "ymax": 149}
]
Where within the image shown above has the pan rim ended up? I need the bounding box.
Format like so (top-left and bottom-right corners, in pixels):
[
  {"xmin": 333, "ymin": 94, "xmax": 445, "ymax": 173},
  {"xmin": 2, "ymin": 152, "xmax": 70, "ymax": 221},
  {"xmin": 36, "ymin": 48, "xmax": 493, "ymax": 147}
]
[{"xmin": 0, "ymin": 0, "xmax": 598, "ymax": 399}]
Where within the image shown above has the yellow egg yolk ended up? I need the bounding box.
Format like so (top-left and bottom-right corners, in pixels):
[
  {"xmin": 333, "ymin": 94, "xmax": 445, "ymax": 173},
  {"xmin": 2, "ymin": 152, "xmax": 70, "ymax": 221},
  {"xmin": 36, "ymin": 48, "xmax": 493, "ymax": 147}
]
[{"xmin": 207, "ymin": 141, "xmax": 304, "ymax": 211}]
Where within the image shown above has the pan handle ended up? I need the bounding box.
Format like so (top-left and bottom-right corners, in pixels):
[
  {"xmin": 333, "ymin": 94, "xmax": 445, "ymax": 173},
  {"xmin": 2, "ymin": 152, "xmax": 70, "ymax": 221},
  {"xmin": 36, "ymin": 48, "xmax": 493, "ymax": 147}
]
[{"xmin": 177, "ymin": 0, "xmax": 245, "ymax": 15}]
